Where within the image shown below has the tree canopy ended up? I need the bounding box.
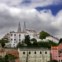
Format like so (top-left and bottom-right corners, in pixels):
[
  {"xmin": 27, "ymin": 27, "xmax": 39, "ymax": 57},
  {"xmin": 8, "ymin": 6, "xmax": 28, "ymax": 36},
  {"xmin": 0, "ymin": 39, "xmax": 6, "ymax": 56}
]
[
  {"xmin": 24, "ymin": 35, "xmax": 31, "ymax": 46},
  {"xmin": 59, "ymin": 38, "xmax": 62, "ymax": 44},
  {"xmin": 39, "ymin": 31, "xmax": 50, "ymax": 39},
  {"xmin": 0, "ymin": 54, "xmax": 17, "ymax": 62},
  {"xmin": 37, "ymin": 40, "xmax": 58, "ymax": 49},
  {"xmin": 0, "ymin": 38, "xmax": 9, "ymax": 48}
]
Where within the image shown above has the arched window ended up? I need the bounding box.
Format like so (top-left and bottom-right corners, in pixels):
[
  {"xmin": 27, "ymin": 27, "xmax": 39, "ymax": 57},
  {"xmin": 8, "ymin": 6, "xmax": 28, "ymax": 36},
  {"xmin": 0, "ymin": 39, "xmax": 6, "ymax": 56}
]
[
  {"xmin": 29, "ymin": 52, "xmax": 31, "ymax": 54},
  {"xmin": 34, "ymin": 51, "xmax": 36, "ymax": 54},
  {"xmin": 45, "ymin": 52, "xmax": 47, "ymax": 54},
  {"xmin": 14, "ymin": 34, "xmax": 16, "ymax": 36},
  {"xmin": 40, "ymin": 51, "xmax": 42, "ymax": 54},
  {"xmin": 23, "ymin": 52, "xmax": 25, "ymax": 54}
]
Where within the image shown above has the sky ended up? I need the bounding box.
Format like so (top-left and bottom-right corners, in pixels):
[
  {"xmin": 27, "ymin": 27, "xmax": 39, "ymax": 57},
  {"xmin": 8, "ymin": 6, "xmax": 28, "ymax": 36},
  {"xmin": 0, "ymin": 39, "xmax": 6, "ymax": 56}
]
[{"xmin": 0, "ymin": 0, "xmax": 62, "ymax": 39}]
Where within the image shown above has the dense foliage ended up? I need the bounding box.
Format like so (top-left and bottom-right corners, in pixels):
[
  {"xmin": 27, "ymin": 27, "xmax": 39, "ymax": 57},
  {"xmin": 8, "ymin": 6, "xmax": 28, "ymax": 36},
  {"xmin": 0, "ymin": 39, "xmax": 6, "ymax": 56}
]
[
  {"xmin": 59, "ymin": 38, "xmax": 62, "ymax": 44},
  {"xmin": 0, "ymin": 54, "xmax": 17, "ymax": 62},
  {"xmin": 17, "ymin": 36, "xmax": 58, "ymax": 49},
  {"xmin": 37, "ymin": 40, "xmax": 58, "ymax": 49},
  {"xmin": 39, "ymin": 31, "xmax": 50, "ymax": 39},
  {"xmin": 0, "ymin": 38, "xmax": 9, "ymax": 48},
  {"xmin": 24, "ymin": 35, "xmax": 31, "ymax": 46}
]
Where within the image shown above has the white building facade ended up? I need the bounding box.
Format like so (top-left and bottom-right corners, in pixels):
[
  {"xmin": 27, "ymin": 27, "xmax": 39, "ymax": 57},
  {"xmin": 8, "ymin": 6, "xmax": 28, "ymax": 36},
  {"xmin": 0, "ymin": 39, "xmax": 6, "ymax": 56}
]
[{"xmin": 18, "ymin": 48, "xmax": 50, "ymax": 62}]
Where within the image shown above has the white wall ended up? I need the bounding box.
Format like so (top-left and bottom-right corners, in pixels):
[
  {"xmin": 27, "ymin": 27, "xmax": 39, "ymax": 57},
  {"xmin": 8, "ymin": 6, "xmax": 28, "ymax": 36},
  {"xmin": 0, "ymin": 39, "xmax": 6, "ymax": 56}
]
[
  {"xmin": 18, "ymin": 48, "xmax": 50, "ymax": 62},
  {"xmin": 46, "ymin": 36, "xmax": 59, "ymax": 43}
]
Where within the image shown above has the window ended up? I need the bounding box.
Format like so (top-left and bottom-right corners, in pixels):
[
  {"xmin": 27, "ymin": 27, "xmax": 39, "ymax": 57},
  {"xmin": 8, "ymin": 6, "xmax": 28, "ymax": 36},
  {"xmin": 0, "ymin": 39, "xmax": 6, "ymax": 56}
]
[
  {"xmin": 11, "ymin": 39, "xmax": 13, "ymax": 41},
  {"xmin": 19, "ymin": 34, "xmax": 21, "ymax": 37},
  {"xmin": 23, "ymin": 52, "xmax": 25, "ymax": 54},
  {"xmin": 34, "ymin": 51, "xmax": 36, "ymax": 54},
  {"xmin": 29, "ymin": 52, "xmax": 31, "ymax": 54},
  {"xmin": 40, "ymin": 51, "xmax": 42, "ymax": 54},
  {"xmin": 59, "ymin": 55, "xmax": 60, "ymax": 57},
  {"xmin": 11, "ymin": 34, "xmax": 13, "ymax": 36},
  {"xmin": 14, "ymin": 39, "xmax": 16, "ymax": 41},
  {"xmin": 45, "ymin": 52, "xmax": 47, "ymax": 54},
  {"xmin": 59, "ymin": 49, "xmax": 62, "ymax": 53},
  {"xmin": 14, "ymin": 34, "xmax": 16, "ymax": 36}
]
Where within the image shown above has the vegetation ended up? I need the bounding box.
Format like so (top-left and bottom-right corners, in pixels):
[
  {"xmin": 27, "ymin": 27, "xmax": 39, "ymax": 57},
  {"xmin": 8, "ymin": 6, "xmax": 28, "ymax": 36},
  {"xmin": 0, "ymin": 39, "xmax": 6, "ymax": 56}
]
[
  {"xmin": 0, "ymin": 31, "xmax": 57, "ymax": 49},
  {"xmin": 0, "ymin": 54, "xmax": 17, "ymax": 62},
  {"xmin": 31, "ymin": 38, "xmax": 38, "ymax": 47},
  {"xmin": 17, "ymin": 36, "xmax": 58, "ymax": 49},
  {"xmin": 0, "ymin": 38, "xmax": 9, "ymax": 48},
  {"xmin": 39, "ymin": 31, "xmax": 50, "ymax": 39},
  {"xmin": 5, "ymin": 54, "xmax": 17, "ymax": 62},
  {"xmin": 37, "ymin": 40, "xmax": 58, "ymax": 49},
  {"xmin": 17, "ymin": 42, "xmax": 25, "ymax": 48},
  {"xmin": 59, "ymin": 38, "xmax": 62, "ymax": 44},
  {"xmin": 24, "ymin": 35, "xmax": 31, "ymax": 46},
  {"xmin": 0, "ymin": 57, "xmax": 5, "ymax": 62}
]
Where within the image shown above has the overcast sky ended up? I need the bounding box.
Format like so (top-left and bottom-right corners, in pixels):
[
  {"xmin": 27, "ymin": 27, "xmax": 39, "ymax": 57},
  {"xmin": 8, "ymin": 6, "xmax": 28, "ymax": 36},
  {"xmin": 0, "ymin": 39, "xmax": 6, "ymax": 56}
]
[{"xmin": 0, "ymin": 0, "xmax": 62, "ymax": 39}]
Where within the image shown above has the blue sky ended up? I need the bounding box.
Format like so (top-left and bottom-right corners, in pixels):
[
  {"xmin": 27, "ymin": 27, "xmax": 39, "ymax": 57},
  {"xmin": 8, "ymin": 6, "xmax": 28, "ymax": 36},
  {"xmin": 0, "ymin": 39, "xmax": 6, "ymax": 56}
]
[
  {"xmin": 0, "ymin": 0, "xmax": 62, "ymax": 38},
  {"xmin": 36, "ymin": 5, "xmax": 62, "ymax": 15},
  {"xmin": 21, "ymin": 0, "xmax": 62, "ymax": 15}
]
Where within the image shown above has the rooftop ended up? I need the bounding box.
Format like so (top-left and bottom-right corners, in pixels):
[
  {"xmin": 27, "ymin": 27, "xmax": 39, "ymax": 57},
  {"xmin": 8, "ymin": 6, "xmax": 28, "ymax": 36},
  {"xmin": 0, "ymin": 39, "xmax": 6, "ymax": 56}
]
[{"xmin": 18, "ymin": 47, "xmax": 50, "ymax": 51}]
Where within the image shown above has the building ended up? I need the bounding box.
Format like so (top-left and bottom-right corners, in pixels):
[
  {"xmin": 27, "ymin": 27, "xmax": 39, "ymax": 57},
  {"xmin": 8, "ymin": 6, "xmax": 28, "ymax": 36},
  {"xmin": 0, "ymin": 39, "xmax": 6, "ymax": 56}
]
[
  {"xmin": 18, "ymin": 48, "xmax": 50, "ymax": 62},
  {"xmin": 46, "ymin": 36, "xmax": 59, "ymax": 43},
  {"xmin": 5, "ymin": 22, "xmax": 39, "ymax": 48},
  {"xmin": 51, "ymin": 43, "xmax": 62, "ymax": 62}
]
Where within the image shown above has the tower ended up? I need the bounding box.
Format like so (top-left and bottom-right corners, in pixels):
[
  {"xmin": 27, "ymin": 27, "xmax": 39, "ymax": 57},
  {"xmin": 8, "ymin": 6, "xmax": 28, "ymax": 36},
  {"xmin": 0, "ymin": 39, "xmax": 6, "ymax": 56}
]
[
  {"xmin": 23, "ymin": 21, "xmax": 26, "ymax": 32},
  {"xmin": 17, "ymin": 22, "xmax": 21, "ymax": 33}
]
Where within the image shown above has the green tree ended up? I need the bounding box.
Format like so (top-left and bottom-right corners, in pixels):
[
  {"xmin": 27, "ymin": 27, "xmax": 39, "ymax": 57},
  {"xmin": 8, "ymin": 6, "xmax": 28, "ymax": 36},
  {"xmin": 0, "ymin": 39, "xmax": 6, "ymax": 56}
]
[
  {"xmin": 31, "ymin": 38, "xmax": 38, "ymax": 47},
  {"xmin": 37, "ymin": 40, "xmax": 58, "ymax": 49},
  {"xmin": 37, "ymin": 41, "xmax": 50, "ymax": 48},
  {"xmin": 39, "ymin": 31, "xmax": 50, "ymax": 39},
  {"xmin": 5, "ymin": 54, "xmax": 17, "ymax": 62},
  {"xmin": 33, "ymin": 41, "xmax": 38, "ymax": 47},
  {"xmin": 0, "ymin": 57, "xmax": 5, "ymax": 62},
  {"xmin": 0, "ymin": 38, "xmax": 9, "ymax": 48},
  {"xmin": 59, "ymin": 38, "xmax": 62, "ymax": 44},
  {"xmin": 17, "ymin": 42, "xmax": 24, "ymax": 48},
  {"xmin": 0, "ymin": 54, "xmax": 17, "ymax": 62},
  {"xmin": 31, "ymin": 38, "xmax": 37, "ymax": 42},
  {"xmin": 24, "ymin": 35, "xmax": 31, "ymax": 46},
  {"xmin": 48, "ymin": 40, "xmax": 58, "ymax": 46}
]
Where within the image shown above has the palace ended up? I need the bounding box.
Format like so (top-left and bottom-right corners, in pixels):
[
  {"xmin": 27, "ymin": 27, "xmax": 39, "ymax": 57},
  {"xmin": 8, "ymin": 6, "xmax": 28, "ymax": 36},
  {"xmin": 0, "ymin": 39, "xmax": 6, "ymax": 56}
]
[{"xmin": 5, "ymin": 22, "xmax": 39, "ymax": 47}]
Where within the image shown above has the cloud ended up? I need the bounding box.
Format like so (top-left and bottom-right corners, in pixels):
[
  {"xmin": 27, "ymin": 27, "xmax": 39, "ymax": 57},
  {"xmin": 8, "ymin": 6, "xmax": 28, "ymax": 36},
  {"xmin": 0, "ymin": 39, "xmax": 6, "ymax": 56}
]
[
  {"xmin": 20, "ymin": 0, "xmax": 62, "ymax": 8},
  {"xmin": 0, "ymin": 0, "xmax": 62, "ymax": 8},
  {"xmin": 0, "ymin": 0, "xmax": 21, "ymax": 7},
  {"xmin": 0, "ymin": 3, "xmax": 62, "ymax": 39}
]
